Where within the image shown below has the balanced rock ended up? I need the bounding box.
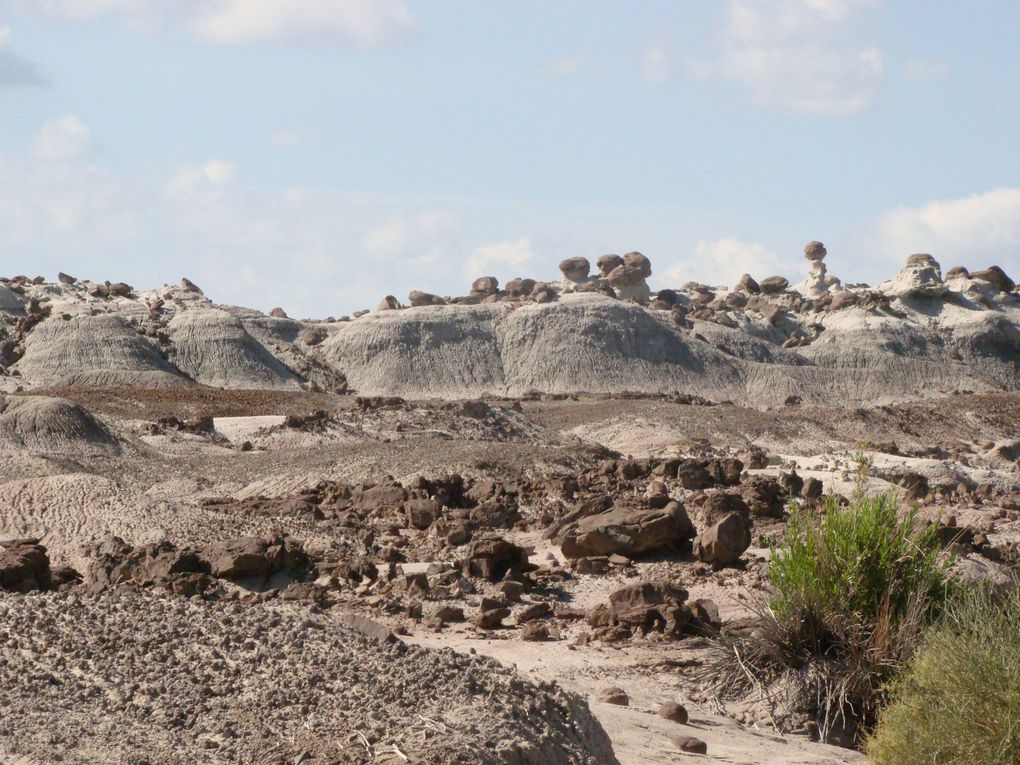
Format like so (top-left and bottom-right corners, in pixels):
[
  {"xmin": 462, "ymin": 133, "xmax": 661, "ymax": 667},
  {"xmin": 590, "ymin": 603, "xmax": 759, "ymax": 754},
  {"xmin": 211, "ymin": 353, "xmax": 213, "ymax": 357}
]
[
  {"xmin": 558, "ymin": 257, "xmax": 591, "ymax": 283},
  {"xmin": 804, "ymin": 240, "xmax": 827, "ymax": 261},
  {"xmin": 622, "ymin": 251, "xmax": 652, "ymax": 278},
  {"xmin": 607, "ymin": 265, "xmax": 651, "ymax": 302},
  {"xmin": 57, "ymin": 272, "xmax": 77, "ymax": 285},
  {"xmin": 558, "ymin": 501, "xmax": 694, "ymax": 559}
]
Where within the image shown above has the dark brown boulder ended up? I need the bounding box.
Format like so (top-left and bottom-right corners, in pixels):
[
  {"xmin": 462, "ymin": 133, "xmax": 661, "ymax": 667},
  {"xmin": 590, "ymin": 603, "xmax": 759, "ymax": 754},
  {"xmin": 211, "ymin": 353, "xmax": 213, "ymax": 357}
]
[
  {"xmin": 970, "ymin": 266, "xmax": 1015, "ymax": 292},
  {"xmin": 742, "ymin": 476, "xmax": 785, "ymax": 517},
  {"xmin": 558, "ymin": 501, "xmax": 694, "ymax": 559},
  {"xmin": 759, "ymin": 276, "xmax": 789, "ymax": 295},
  {"xmin": 694, "ymin": 512, "xmax": 752, "ymax": 566},
  {"xmin": 0, "ymin": 540, "xmax": 52, "ymax": 592},
  {"xmin": 461, "ymin": 537, "xmax": 530, "ymax": 581}
]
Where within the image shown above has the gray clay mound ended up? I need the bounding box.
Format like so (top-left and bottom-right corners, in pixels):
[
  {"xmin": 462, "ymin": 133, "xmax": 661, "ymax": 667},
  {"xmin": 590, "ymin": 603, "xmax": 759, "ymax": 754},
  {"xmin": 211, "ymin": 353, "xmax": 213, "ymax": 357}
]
[
  {"xmin": 0, "ymin": 284, "xmax": 24, "ymax": 314},
  {"xmin": 322, "ymin": 303, "xmax": 509, "ymax": 397},
  {"xmin": 168, "ymin": 310, "xmax": 304, "ymax": 390},
  {"xmin": 14, "ymin": 313, "xmax": 189, "ymax": 388},
  {"xmin": 0, "ymin": 395, "xmax": 123, "ymax": 456},
  {"xmin": 496, "ymin": 295, "xmax": 746, "ymax": 396},
  {"xmin": 0, "ymin": 590, "xmax": 618, "ymax": 765}
]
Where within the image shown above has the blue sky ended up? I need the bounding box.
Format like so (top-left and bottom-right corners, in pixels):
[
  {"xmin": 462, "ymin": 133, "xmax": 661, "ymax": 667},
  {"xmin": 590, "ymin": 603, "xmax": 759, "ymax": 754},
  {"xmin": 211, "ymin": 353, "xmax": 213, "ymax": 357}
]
[{"xmin": 1, "ymin": 0, "xmax": 1018, "ymax": 316}]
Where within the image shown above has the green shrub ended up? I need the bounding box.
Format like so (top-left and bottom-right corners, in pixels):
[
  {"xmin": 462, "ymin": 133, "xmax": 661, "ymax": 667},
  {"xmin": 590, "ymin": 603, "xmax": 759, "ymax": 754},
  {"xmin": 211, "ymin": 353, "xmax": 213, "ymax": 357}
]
[
  {"xmin": 769, "ymin": 489, "xmax": 950, "ymax": 631},
  {"xmin": 867, "ymin": 588, "xmax": 1020, "ymax": 765},
  {"xmin": 703, "ymin": 462, "xmax": 954, "ymax": 743}
]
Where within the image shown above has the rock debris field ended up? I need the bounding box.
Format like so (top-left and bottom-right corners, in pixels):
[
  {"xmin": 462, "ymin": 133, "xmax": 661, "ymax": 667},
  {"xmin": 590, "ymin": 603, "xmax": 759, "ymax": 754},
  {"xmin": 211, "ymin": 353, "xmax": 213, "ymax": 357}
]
[{"xmin": 0, "ymin": 245, "xmax": 1018, "ymax": 764}]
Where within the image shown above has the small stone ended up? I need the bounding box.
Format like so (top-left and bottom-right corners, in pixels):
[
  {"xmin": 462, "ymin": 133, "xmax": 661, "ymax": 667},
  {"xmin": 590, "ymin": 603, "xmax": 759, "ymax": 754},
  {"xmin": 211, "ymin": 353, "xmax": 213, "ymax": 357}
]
[
  {"xmin": 597, "ymin": 687, "xmax": 629, "ymax": 706},
  {"xmin": 658, "ymin": 701, "xmax": 689, "ymax": 724},
  {"xmin": 671, "ymin": 735, "xmax": 707, "ymax": 754}
]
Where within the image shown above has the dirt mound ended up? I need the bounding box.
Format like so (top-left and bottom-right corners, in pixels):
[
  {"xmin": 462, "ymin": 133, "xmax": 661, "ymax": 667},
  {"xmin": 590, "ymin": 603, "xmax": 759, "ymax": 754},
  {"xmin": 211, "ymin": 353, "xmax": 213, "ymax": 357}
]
[
  {"xmin": 0, "ymin": 395, "xmax": 124, "ymax": 455},
  {"xmin": 0, "ymin": 590, "xmax": 617, "ymax": 765},
  {"xmin": 167, "ymin": 309, "xmax": 304, "ymax": 390},
  {"xmin": 15, "ymin": 313, "xmax": 189, "ymax": 388},
  {"xmin": 0, "ymin": 474, "xmax": 192, "ymax": 568}
]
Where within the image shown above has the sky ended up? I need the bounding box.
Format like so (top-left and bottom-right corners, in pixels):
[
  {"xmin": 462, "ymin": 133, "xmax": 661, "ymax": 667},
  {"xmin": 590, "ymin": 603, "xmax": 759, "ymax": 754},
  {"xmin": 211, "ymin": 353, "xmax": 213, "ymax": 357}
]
[{"xmin": 1, "ymin": 0, "xmax": 1018, "ymax": 317}]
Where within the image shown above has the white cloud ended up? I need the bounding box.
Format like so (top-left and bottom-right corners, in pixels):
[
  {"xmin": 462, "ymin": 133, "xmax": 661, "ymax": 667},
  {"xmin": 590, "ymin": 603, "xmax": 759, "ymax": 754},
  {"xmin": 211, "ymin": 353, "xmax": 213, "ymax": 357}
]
[
  {"xmin": 0, "ymin": 25, "xmax": 47, "ymax": 87},
  {"xmin": 1, "ymin": 0, "xmax": 417, "ymax": 47},
  {"xmin": 542, "ymin": 50, "xmax": 587, "ymax": 79},
  {"xmin": 663, "ymin": 237, "xmax": 803, "ymax": 288},
  {"xmin": 32, "ymin": 115, "xmax": 94, "ymax": 161},
  {"xmin": 464, "ymin": 237, "xmax": 536, "ymax": 280},
  {"xmin": 190, "ymin": 0, "xmax": 416, "ymax": 47},
  {"xmin": 878, "ymin": 188, "xmax": 1020, "ymax": 268},
  {"xmin": 689, "ymin": 0, "xmax": 884, "ymax": 116}
]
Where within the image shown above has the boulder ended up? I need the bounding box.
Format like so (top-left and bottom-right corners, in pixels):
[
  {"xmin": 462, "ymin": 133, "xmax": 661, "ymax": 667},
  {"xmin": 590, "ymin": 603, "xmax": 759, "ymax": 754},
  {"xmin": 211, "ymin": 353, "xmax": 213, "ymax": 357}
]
[
  {"xmin": 558, "ymin": 257, "xmax": 591, "ymax": 283},
  {"xmin": 700, "ymin": 492, "xmax": 749, "ymax": 525},
  {"xmin": 804, "ymin": 241, "xmax": 827, "ymax": 261},
  {"xmin": 596, "ymin": 254, "xmax": 624, "ymax": 278},
  {"xmin": 505, "ymin": 277, "xmax": 536, "ymax": 297},
  {"xmin": 741, "ymin": 476, "xmax": 785, "ymax": 517},
  {"xmin": 736, "ymin": 273, "xmax": 761, "ymax": 294},
  {"xmin": 201, "ymin": 535, "xmax": 311, "ymax": 581},
  {"xmin": 461, "ymin": 537, "xmax": 529, "ymax": 581},
  {"xmin": 970, "ymin": 265, "xmax": 1015, "ymax": 293},
  {"xmin": 408, "ymin": 290, "xmax": 446, "ymax": 307},
  {"xmin": 57, "ymin": 272, "xmax": 77, "ymax": 285},
  {"xmin": 377, "ymin": 295, "xmax": 401, "ymax": 311},
  {"xmin": 471, "ymin": 276, "xmax": 499, "ymax": 296},
  {"xmin": 558, "ymin": 501, "xmax": 694, "ymax": 559},
  {"xmin": 622, "ymin": 251, "xmax": 652, "ymax": 278},
  {"xmin": 759, "ymin": 276, "xmax": 789, "ymax": 295},
  {"xmin": 180, "ymin": 277, "xmax": 203, "ymax": 294},
  {"xmin": 269, "ymin": 307, "xmax": 288, "ymax": 318},
  {"xmin": 694, "ymin": 512, "xmax": 752, "ymax": 566},
  {"xmin": 0, "ymin": 540, "xmax": 52, "ymax": 592}
]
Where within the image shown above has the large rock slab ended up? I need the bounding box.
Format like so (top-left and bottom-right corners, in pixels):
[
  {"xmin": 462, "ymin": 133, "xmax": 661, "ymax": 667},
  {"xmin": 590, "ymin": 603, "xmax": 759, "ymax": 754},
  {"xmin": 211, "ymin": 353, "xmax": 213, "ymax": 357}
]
[{"xmin": 558, "ymin": 501, "xmax": 695, "ymax": 559}]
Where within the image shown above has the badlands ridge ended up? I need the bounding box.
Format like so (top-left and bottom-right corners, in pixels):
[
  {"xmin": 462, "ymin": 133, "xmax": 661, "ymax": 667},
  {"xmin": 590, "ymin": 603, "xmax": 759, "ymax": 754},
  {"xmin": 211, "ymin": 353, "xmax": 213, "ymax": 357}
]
[{"xmin": 1, "ymin": 243, "xmax": 1017, "ymax": 404}]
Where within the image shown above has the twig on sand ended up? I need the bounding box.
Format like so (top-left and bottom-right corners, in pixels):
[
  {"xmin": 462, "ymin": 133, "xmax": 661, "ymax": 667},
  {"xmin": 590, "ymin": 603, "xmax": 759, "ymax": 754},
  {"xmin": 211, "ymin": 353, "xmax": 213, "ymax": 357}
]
[{"xmin": 733, "ymin": 645, "xmax": 782, "ymax": 734}]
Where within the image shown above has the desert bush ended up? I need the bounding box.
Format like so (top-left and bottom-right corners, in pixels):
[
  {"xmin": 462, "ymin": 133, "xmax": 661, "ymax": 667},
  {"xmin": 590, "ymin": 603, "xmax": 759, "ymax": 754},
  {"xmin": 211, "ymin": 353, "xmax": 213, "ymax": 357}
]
[
  {"xmin": 866, "ymin": 587, "xmax": 1020, "ymax": 765},
  {"xmin": 702, "ymin": 458, "xmax": 953, "ymax": 743}
]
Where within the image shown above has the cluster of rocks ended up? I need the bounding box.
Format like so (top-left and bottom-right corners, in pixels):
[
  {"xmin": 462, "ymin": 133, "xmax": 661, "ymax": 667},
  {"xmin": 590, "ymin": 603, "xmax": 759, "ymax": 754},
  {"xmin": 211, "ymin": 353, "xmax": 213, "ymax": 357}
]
[
  {"xmin": 378, "ymin": 243, "xmax": 1016, "ymax": 356},
  {"xmin": 585, "ymin": 581, "xmax": 721, "ymax": 643}
]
